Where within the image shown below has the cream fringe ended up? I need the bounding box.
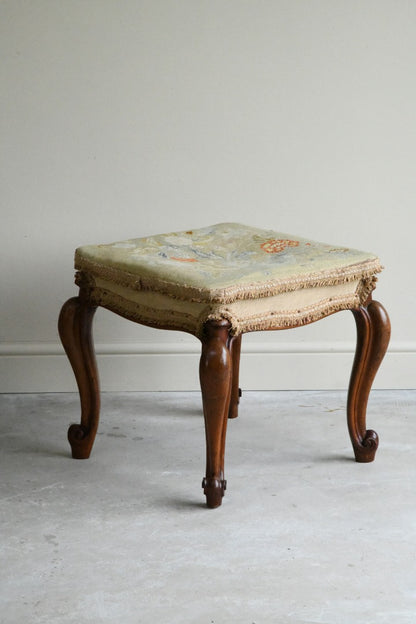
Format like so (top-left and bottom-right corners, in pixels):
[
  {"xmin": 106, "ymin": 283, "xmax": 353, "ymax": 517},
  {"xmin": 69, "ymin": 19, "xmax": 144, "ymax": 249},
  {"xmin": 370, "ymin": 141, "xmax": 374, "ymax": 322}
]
[
  {"xmin": 75, "ymin": 271, "xmax": 378, "ymax": 339},
  {"xmin": 75, "ymin": 254, "xmax": 382, "ymax": 305}
]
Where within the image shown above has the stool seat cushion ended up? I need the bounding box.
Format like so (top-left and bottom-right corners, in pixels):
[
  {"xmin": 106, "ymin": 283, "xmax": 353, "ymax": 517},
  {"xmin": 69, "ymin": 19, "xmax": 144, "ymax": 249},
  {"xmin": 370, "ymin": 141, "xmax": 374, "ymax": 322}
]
[{"xmin": 74, "ymin": 223, "xmax": 382, "ymax": 336}]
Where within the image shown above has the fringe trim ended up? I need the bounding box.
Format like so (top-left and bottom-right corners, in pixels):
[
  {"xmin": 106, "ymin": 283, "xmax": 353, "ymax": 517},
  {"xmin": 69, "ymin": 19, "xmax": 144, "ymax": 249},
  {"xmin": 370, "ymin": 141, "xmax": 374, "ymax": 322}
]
[
  {"xmin": 356, "ymin": 275, "xmax": 378, "ymax": 303},
  {"xmin": 75, "ymin": 254, "xmax": 382, "ymax": 305},
  {"xmin": 85, "ymin": 284, "xmax": 200, "ymax": 336},
  {"xmin": 204, "ymin": 287, "xmax": 373, "ymax": 336},
  {"xmin": 75, "ymin": 273, "xmax": 378, "ymax": 339}
]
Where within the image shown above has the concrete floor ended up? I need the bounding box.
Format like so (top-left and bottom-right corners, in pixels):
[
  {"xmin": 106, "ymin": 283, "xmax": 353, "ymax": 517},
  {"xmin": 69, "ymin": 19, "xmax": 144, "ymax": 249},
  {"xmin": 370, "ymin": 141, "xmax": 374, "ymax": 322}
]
[{"xmin": 0, "ymin": 390, "xmax": 415, "ymax": 623}]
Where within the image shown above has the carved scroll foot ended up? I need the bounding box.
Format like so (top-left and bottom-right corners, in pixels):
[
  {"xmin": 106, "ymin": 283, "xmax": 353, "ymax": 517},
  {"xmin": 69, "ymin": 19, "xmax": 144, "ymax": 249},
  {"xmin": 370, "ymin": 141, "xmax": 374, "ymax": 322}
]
[
  {"xmin": 202, "ymin": 477, "xmax": 227, "ymax": 508},
  {"xmin": 348, "ymin": 299, "xmax": 390, "ymax": 462},
  {"xmin": 200, "ymin": 320, "xmax": 232, "ymax": 508},
  {"xmin": 228, "ymin": 334, "xmax": 242, "ymax": 419},
  {"xmin": 58, "ymin": 295, "xmax": 100, "ymax": 460}
]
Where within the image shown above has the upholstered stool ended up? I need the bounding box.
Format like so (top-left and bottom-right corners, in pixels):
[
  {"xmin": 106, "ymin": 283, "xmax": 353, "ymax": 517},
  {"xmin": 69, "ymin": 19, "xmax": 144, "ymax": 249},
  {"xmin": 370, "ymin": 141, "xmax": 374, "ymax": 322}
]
[{"xmin": 58, "ymin": 223, "xmax": 390, "ymax": 508}]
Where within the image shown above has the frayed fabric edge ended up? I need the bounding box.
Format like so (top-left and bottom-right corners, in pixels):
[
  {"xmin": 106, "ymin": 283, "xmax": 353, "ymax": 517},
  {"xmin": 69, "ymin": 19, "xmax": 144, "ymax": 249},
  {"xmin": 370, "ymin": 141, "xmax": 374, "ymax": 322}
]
[
  {"xmin": 74, "ymin": 256, "xmax": 382, "ymax": 305},
  {"xmin": 74, "ymin": 273, "xmax": 378, "ymax": 339}
]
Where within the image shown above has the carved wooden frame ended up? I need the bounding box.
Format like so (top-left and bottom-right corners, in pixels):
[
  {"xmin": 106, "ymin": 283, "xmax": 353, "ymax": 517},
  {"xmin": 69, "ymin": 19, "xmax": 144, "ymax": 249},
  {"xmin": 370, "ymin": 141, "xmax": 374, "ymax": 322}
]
[{"xmin": 58, "ymin": 287, "xmax": 390, "ymax": 509}]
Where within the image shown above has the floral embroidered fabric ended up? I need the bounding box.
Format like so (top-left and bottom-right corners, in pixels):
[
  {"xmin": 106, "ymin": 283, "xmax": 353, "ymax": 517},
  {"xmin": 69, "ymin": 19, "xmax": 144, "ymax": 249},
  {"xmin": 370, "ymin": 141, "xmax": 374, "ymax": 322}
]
[{"xmin": 75, "ymin": 223, "xmax": 381, "ymax": 304}]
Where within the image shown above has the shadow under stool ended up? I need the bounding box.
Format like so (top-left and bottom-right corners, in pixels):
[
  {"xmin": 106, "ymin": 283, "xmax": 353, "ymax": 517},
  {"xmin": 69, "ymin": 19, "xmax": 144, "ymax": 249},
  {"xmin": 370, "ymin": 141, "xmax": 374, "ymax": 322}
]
[{"xmin": 58, "ymin": 223, "xmax": 390, "ymax": 508}]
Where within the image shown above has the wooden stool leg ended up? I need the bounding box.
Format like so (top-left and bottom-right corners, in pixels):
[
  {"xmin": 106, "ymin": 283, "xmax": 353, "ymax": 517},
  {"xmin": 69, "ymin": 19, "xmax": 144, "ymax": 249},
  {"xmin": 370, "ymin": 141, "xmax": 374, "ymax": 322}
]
[
  {"xmin": 347, "ymin": 299, "xmax": 390, "ymax": 462},
  {"xmin": 200, "ymin": 320, "xmax": 232, "ymax": 508},
  {"xmin": 58, "ymin": 295, "xmax": 100, "ymax": 459},
  {"xmin": 228, "ymin": 334, "xmax": 242, "ymax": 419}
]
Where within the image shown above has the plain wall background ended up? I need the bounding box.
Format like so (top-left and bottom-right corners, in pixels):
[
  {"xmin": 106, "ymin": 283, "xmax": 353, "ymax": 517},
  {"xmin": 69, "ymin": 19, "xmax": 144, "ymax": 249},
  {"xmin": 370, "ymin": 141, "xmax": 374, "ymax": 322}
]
[{"xmin": 1, "ymin": 0, "xmax": 415, "ymax": 391}]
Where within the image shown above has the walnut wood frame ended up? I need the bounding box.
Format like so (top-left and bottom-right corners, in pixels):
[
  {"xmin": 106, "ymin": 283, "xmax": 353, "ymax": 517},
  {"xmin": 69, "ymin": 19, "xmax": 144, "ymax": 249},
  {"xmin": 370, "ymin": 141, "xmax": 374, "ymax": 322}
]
[{"xmin": 58, "ymin": 290, "xmax": 390, "ymax": 508}]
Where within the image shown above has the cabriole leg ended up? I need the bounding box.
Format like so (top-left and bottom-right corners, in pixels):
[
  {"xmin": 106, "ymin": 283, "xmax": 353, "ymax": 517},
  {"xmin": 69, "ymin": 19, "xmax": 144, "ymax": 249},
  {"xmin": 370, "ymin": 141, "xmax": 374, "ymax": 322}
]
[
  {"xmin": 200, "ymin": 320, "xmax": 232, "ymax": 508},
  {"xmin": 347, "ymin": 299, "xmax": 390, "ymax": 462},
  {"xmin": 58, "ymin": 295, "xmax": 100, "ymax": 459}
]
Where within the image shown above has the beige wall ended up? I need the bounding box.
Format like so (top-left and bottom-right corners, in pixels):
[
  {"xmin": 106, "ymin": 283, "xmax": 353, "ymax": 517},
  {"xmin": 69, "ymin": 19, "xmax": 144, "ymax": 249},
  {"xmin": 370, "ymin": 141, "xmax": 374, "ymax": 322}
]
[{"xmin": 1, "ymin": 0, "xmax": 415, "ymax": 391}]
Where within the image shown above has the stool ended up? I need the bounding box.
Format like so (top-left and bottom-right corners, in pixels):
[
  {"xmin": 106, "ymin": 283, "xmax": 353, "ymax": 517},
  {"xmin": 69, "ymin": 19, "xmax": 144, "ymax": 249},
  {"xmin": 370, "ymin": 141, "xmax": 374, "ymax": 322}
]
[{"xmin": 58, "ymin": 223, "xmax": 390, "ymax": 508}]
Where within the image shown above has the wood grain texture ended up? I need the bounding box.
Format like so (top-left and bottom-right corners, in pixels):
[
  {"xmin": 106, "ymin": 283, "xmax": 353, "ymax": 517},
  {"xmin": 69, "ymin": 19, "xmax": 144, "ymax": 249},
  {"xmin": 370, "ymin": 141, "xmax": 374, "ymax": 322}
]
[
  {"xmin": 199, "ymin": 320, "xmax": 232, "ymax": 508},
  {"xmin": 347, "ymin": 299, "xmax": 391, "ymax": 462},
  {"xmin": 58, "ymin": 295, "xmax": 100, "ymax": 459}
]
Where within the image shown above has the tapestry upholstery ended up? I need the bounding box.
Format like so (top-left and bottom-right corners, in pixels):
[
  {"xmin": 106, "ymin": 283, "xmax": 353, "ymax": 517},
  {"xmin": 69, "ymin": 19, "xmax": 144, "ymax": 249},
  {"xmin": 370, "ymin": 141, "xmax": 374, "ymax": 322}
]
[{"xmin": 74, "ymin": 223, "xmax": 382, "ymax": 336}]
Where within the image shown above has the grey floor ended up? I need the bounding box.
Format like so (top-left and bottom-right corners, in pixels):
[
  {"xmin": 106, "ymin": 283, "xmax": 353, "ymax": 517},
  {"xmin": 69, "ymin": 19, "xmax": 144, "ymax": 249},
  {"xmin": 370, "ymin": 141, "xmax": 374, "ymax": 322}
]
[{"xmin": 1, "ymin": 391, "xmax": 415, "ymax": 624}]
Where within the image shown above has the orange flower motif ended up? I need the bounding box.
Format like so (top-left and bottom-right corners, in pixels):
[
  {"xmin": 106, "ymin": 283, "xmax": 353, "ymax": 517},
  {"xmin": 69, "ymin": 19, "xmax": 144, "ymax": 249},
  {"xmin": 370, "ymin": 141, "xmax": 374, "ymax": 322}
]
[
  {"xmin": 260, "ymin": 239, "xmax": 299, "ymax": 254},
  {"xmin": 170, "ymin": 256, "xmax": 198, "ymax": 262}
]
